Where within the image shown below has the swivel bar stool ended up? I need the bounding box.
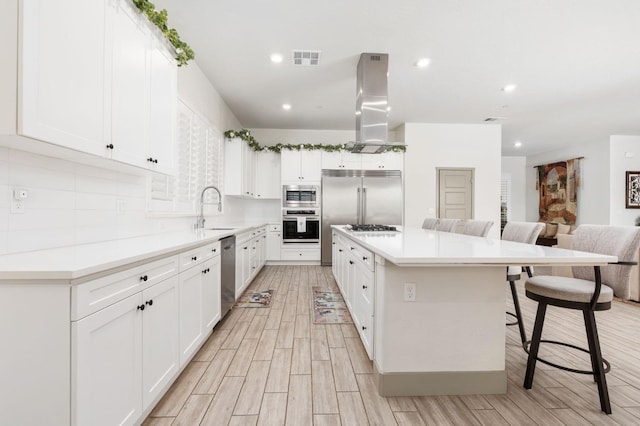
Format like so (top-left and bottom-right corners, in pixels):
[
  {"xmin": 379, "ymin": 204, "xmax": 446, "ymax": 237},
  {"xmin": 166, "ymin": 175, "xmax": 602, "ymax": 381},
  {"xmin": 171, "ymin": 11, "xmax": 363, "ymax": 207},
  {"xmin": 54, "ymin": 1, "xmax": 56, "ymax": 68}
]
[{"xmin": 523, "ymin": 224, "xmax": 640, "ymax": 414}]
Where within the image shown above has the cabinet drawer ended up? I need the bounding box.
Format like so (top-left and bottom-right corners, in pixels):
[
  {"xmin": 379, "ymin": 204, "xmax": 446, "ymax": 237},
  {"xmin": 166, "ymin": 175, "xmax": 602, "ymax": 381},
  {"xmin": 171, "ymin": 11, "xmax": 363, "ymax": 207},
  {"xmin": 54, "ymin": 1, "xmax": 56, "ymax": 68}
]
[
  {"xmin": 72, "ymin": 255, "xmax": 179, "ymax": 320},
  {"xmin": 347, "ymin": 243, "xmax": 373, "ymax": 271},
  {"xmin": 179, "ymin": 244, "xmax": 211, "ymax": 270},
  {"xmin": 281, "ymin": 248, "xmax": 320, "ymax": 260},
  {"xmin": 201, "ymin": 242, "xmax": 221, "ymax": 261}
]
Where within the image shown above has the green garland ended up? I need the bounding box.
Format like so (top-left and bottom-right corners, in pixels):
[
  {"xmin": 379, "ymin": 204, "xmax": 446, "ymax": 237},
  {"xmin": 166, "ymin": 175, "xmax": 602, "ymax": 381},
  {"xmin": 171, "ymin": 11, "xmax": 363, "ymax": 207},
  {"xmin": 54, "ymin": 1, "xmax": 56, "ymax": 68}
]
[
  {"xmin": 224, "ymin": 129, "xmax": 407, "ymax": 153},
  {"xmin": 132, "ymin": 0, "xmax": 195, "ymax": 66}
]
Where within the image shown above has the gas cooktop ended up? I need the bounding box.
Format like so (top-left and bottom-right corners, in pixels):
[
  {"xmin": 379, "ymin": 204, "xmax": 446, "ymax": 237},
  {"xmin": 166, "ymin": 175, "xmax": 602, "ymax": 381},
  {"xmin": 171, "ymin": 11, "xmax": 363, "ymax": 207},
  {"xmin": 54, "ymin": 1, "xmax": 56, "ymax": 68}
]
[{"xmin": 348, "ymin": 224, "xmax": 398, "ymax": 232}]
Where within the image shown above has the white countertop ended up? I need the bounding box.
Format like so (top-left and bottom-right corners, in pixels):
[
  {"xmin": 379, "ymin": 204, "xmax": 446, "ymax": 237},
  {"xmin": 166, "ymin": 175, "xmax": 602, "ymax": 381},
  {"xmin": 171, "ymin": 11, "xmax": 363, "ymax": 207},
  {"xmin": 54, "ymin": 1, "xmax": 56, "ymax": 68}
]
[
  {"xmin": 333, "ymin": 226, "xmax": 618, "ymax": 266},
  {"xmin": 0, "ymin": 224, "xmax": 268, "ymax": 281}
]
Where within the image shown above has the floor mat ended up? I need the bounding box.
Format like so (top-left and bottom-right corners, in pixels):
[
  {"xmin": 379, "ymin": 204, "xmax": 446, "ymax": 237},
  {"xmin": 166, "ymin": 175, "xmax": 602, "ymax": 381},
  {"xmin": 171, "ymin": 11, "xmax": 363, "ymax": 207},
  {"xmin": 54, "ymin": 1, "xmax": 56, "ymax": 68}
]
[
  {"xmin": 312, "ymin": 287, "xmax": 353, "ymax": 324},
  {"xmin": 235, "ymin": 289, "xmax": 274, "ymax": 307}
]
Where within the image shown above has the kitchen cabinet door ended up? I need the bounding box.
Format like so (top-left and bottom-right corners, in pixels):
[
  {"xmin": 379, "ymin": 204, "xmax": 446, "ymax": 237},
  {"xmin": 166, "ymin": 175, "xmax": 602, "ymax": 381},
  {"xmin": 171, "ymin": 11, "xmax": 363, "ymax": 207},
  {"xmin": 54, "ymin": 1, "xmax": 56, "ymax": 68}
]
[
  {"xmin": 202, "ymin": 255, "xmax": 221, "ymax": 333},
  {"xmin": 255, "ymin": 151, "xmax": 281, "ymax": 198},
  {"xmin": 300, "ymin": 150, "xmax": 322, "ymax": 182},
  {"xmin": 141, "ymin": 276, "xmax": 179, "ymax": 410},
  {"xmin": 178, "ymin": 265, "xmax": 204, "ymax": 366},
  {"xmin": 110, "ymin": 3, "xmax": 149, "ymax": 169},
  {"xmin": 360, "ymin": 151, "xmax": 404, "ymax": 170},
  {"xmin": 73, "ymin": 293, "xmax": 143, "ymax": 426},
  {"xmin": 20, "ymin": 0, "xmax": 108, "ymax": 156},
  {"xmin": 267, "ymin": 225, "xmax": 282, "ymax": 261},
  {"xmin": 148, "ymin": 40, "xmax": 177, "ymax": 174}
]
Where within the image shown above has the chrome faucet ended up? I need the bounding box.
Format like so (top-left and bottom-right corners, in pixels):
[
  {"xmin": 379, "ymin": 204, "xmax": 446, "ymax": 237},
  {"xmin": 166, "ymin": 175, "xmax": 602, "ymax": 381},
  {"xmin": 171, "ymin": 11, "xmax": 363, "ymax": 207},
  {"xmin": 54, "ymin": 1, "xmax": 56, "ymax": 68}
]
[{"xmin": 195, "ymin": 185, "xmax": 222, "ymax": 229}]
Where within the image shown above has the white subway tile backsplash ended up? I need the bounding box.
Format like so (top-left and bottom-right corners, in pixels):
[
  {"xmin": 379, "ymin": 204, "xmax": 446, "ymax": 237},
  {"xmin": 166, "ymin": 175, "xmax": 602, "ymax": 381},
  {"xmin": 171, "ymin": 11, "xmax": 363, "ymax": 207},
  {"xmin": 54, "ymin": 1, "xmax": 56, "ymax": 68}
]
[
  {"xmin": 9, "ymin": 149, "xmax": 78, "ymax": 172},
  {"xmin": 0, "ymin": 207, "xmax": 8, "ymax": 231},
  {"xmin": 76, "ymin": 192, "xmax": 117, "ymax": 211},
  {"xmin": 75, "ymin": 174, "xmax": 118, "ymax": 196},
  {"xmin": 74, "ymin": 163, "xmax": 127, "ymax": 180},
  {"xmin": 0, "ymin": 160, "xmax": 8, "ymax": 185},
  {"xmin": 75, "ymin": 209, "xmax": 118, "ymax": 228},
  {"xmin": 75, "ymin": 226, "xmax": 120, "ymax": 245},
  {"xmin": 7, "ymin": 228, "xmax": 75, "ymax": 253},
  {"xmin": 0, "ymin": 147, "xmax": 8, "ymax": 162},
  {"xmin": 28, "ymin": 188, "xmax": 75, "ymax": 210},
  {"xmin": 9, "ymin": 162, "xmax": 75, "ymax": 192},
  {"xmin": 8, "ymin": 208, "xmax": 75, "ymax": 231},
  {"xmin": 0, "ymin": 185, "xmax": 8, "ymax": 208}
]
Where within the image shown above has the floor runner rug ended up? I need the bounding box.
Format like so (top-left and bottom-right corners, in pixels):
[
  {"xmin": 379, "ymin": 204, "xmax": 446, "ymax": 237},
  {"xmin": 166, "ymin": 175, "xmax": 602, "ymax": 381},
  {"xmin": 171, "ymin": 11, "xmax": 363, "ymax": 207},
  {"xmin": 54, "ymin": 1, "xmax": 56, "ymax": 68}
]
[
  {"xmin": 235, "ymin": 289, "xmax": 274, "ymax": 307},
  {"xmin": 312, "ymin": 287, "xmax": 353, "ymax": 324}
]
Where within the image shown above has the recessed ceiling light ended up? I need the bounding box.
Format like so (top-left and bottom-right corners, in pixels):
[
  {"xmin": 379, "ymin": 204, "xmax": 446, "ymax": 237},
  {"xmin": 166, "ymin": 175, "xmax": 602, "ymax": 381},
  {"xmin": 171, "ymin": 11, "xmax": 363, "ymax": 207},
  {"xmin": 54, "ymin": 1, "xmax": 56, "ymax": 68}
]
[
  {"xmin": 270, "ymin": 53, "xmax": 283, "ymax": 63},
  {"xmin": 502, "ymin": 84, "xmax": 517, "ymax": 92},
  {"xmin": 282, "ymin": 103, "xmax": 291, "ymax": 111},
  {"xmin": 514, "ymin": 141, "xmax": 522, "ymax": 148},
  {"xmin": 415, "ymin": 58, "xmax": 431, "ymax": 68}
]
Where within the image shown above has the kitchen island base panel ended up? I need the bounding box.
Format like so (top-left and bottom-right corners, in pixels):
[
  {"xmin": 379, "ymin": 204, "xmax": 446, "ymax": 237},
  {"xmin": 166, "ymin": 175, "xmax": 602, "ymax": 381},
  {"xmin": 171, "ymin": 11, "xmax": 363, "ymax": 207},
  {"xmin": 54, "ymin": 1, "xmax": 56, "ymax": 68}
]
[
  {"xmin": 373, "ymin": 366, "xmax": 507, "ymax": 396},
  {"xmin": 375, "ymin": 263, "xmax": 506, "ymax": 376}
]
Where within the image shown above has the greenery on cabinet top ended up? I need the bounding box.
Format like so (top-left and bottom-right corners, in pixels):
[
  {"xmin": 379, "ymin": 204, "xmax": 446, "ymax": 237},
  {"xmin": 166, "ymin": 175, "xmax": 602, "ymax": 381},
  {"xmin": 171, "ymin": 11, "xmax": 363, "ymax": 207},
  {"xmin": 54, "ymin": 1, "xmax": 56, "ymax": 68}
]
[
  {"xmin": 224, "ymin": 129, "xmax": 407, "ymax": 153},
  {"xmin": 132, "ymin": 0, "xmax": 194, "ymax": 66}
]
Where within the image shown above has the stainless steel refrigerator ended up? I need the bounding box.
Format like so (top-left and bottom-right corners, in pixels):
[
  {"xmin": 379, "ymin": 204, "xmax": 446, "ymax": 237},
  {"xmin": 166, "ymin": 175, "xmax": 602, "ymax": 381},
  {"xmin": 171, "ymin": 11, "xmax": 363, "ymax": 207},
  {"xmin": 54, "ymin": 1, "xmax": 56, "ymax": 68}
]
[{"xmin": 321, "ymin": 169, "xmax": 403, "ymax": 265}]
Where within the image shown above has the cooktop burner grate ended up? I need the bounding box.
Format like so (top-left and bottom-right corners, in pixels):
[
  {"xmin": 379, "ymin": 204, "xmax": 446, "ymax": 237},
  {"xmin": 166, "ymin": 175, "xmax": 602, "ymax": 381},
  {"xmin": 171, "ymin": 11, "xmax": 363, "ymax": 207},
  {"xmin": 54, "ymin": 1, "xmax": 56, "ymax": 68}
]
[{"xmin": 348, "ymin": 224, "xmax": 398, "ymax": 232}]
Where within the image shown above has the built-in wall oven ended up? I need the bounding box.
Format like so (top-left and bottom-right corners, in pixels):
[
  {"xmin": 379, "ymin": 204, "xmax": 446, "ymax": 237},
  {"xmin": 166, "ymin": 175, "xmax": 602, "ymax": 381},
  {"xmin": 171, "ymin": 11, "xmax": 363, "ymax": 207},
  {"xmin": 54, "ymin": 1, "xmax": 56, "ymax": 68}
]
[
  {"xmin": 282, "ymin": 209, "xmax": 320, "ymax": 243},
  {"xmin": 283, "ymin": 185, "xmax": 319, "ymax": 208}
]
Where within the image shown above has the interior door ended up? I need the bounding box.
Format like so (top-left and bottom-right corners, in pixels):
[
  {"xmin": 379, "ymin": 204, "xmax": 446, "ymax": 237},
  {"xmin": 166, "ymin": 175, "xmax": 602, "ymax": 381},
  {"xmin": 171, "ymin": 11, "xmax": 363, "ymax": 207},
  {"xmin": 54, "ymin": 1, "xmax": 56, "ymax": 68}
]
[
  {"xmin": 321, "ymin": 175, "xmax": 361, "ymax": 265},
  {"xmin": 438, "ymin": 169, "xmax": 473, "ymax": 231}
]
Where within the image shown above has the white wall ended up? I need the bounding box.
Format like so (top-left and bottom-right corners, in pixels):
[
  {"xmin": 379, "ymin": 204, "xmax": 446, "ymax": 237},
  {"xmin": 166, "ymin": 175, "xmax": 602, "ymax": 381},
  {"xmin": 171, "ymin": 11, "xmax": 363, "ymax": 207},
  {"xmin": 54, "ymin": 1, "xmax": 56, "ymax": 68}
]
[
  {"xmin": 0, "ymin": 62, "xmax": 262, "ymax": 255},
  {"xmin": 610, "ymin": 135, "xmax": 640, "ymax": 226},
  {"xmin": 501, "ymin": 156, "xmax": 527, "ymax": 222},
  {"xmin": 525, "ymin": 140, "xmax": 609, "ymax": 225},
  {"xmin": 402, "ymin": 123, "xmax": 502, "ymax": 238},
  {"xmin": 249, "ymin": 128, "xmax": 356, "ymax": 146}
]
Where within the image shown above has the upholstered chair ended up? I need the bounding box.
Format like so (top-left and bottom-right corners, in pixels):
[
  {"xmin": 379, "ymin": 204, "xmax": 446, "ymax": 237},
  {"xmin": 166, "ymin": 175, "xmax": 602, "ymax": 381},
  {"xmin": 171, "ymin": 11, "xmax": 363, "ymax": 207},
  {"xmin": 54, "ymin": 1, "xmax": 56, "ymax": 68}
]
[
  {"xmin": 501, "ymin": 221, "xmax": 545, "ymax": 347},
  {"xmin": 461, "ymin": 220, "xmax": 494, "ymax": 237},
  {"xmin": 523, "ymin": 224, "xmax": 640, "ymax": 414},
  {"xmin": 435, "ymin": 218, "xmax": 459, "ymax": 232},
  {"xmin": 422, "ymin": 218, "xmax": 439, "ymax": 230}
]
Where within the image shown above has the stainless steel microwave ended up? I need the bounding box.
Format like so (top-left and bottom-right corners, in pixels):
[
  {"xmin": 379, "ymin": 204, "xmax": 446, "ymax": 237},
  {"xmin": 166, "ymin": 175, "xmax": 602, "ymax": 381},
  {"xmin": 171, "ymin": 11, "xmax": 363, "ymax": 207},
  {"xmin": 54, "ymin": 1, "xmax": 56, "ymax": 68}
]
[{"xmin": 282, "ymin": 185, "xmax": 319, "ymax": 208}]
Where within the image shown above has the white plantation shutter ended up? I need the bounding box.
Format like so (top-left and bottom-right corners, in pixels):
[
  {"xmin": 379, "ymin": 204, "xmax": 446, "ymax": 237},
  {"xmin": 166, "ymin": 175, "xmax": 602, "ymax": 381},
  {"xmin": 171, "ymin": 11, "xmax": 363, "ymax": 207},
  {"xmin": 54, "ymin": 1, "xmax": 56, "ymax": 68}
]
[{"xmin": 148, "ymin": 100, "xmax": 224, "ymax": 214}]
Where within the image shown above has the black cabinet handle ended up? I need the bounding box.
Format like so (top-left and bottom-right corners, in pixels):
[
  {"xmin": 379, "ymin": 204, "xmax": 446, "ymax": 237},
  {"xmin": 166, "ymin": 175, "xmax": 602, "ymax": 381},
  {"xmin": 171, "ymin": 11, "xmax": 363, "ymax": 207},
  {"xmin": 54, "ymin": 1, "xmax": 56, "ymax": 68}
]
[
  {"xmin": 338, "ymin": 249, "xmax": 343, "ymax": 252},
  {"xmin": 191, "ymin": 256, "xmax": 197, "ymax": 261},
  {"xmin": 146, "ymin": 300, "xmax": 153, "ymax": 306},
  {"xmin": 140, "ymin": 275, "xmax": 148, "ymax": 282},
  {"xmin": 212, "ymin": 248, "xmax": 217, "ymax": 252},
  {"xmin": 349, "ymin": 260, "xmax": 354, "ymax": 265},
  {"xmin": 154, "ymin": 159, "xmax": 158, "ymax": 164},
  {"xmin": 106, "ymin": 143, "xmax": 114, "ymax": 150},
  {"xmin": 362, "ymin": 326, "xmax": 367, "ymax": 330},
  {"xmin": 137, "ymin": 304, "xmax": 145, "ymax": 311},
  {"xmin": 244, "ymin": 247, "xmax": 248, "ymax": 250},
  {"xmin": 362, "ymin": 285, "xmax": 368, "ymax": 289},
  {"xmin": 202, "ymin": 268, "xmax": 210, "ymax": 274},
  {"xmin": 147, "ymin": 157, "xmax": 153, "ymax": 162},
  {"xmin": 362, "ymin": 256, "xmax": 368, "ymax": 261},
  {"xmin": 350, "ymin": 247, "xmax": 355, "ymax": 251}
]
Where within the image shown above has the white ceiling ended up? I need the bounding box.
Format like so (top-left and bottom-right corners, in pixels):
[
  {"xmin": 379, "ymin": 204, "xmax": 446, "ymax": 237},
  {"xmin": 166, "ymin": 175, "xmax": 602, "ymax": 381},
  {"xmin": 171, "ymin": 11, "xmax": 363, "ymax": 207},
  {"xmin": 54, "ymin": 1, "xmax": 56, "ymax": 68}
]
[{"xmin": 154, "ymin": 0, "xmax": 640, "ymax": 156}]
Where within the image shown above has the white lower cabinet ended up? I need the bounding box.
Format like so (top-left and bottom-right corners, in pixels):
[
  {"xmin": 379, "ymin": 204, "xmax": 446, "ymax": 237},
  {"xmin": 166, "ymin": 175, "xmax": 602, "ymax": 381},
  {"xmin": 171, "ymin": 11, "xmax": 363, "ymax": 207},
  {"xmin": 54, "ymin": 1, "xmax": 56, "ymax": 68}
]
[
  {"xmin": 73, "ymin": 291, "xmax": 143, "ymax": 426},
  {"xmin": 72, "ymin": 241, "xmax": 222, "ymax": 426},
  {"xmin": 235, "ymin": 227, "xmax": 267, "ymax": 298},
  {"xmin": 267, "ymin": 224, "xmax": 282, "ymax": 261},
  {"xmin": 331, "ymin": 233, "xmax": 374, "ymax": 359},
  {"xmin": 142, "ymin": 276, "xmax": 180, "ymax": 409}
]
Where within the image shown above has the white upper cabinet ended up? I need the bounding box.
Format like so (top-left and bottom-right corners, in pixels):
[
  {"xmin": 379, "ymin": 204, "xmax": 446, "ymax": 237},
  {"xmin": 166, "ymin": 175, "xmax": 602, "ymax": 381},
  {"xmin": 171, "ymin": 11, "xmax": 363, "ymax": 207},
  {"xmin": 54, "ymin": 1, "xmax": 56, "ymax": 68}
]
[
  {"xmin": 20, "ymin": 0, "xmax": 109, "ymax": 156},
  {"xmin": 321, "ymin": 151, "xmax": 362, "ymax": 170},
  {"xmin": 8, "ymin": 0, "xmax": 177, "ymax": 174},
  {"xmin": 110, "ymin": 2, "xmax": 150, "ymax": 169},
  {"xmin": 281, "ymin": 149, "xmax": 322, "ymax": 184},
  {"xmin": 360, "ymin": 151, "xmax": 404, "ymax": 170},
  {"xmin": 255, "ymin": 151, "xmax": 281, "ymax": 199}
]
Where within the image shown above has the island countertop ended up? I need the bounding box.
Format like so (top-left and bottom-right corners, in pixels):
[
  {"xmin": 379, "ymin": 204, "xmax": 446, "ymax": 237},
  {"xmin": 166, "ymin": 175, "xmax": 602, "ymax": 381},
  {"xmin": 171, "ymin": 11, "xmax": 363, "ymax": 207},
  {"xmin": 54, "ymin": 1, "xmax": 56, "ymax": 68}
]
[{"xmin": 332, "ymin": 225, "xmax": 617, "ymax": 266}]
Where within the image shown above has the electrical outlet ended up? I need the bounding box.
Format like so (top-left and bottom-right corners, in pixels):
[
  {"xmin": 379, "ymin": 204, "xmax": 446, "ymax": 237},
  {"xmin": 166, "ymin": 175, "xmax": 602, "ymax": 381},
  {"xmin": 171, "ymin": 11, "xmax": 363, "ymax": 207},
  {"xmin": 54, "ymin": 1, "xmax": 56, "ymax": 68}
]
[{"xmin": 404, "ymin": 283, "xmax": 416, "ymax": 302}]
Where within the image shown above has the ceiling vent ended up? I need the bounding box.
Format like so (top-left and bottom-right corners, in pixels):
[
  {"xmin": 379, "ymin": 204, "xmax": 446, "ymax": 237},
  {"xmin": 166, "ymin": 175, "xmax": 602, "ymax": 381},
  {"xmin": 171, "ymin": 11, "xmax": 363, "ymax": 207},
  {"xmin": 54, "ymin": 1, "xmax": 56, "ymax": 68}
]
[{"xmin": 292, "ymin": 50, "xmax": 321, "ymax": 66}]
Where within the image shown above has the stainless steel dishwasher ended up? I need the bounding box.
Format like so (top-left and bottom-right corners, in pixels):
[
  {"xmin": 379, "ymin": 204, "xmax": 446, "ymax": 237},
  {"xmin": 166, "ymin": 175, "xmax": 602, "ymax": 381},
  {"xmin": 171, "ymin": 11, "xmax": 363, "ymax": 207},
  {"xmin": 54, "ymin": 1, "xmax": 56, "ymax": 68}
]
[{"xmin": 220, "ymin": 235, "xmax": 236, "ymax": 318}]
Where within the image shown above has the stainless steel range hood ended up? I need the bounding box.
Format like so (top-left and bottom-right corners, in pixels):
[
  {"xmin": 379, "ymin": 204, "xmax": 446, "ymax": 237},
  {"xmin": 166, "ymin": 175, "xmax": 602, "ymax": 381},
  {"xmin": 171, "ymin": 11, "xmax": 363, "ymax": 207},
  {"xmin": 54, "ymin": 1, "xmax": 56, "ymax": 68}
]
[{"xmin": 348, "ymin": 53, "xmax": 404, "ymax": 154}]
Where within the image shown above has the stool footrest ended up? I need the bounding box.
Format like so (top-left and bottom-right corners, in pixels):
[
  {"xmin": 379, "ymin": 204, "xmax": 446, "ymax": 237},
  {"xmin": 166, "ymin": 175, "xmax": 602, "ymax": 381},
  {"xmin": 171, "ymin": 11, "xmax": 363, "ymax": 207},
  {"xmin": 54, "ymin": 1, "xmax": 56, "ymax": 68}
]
[{"xmin": 524, "ymin": 339, "xmax": 611, "ymax": 375}]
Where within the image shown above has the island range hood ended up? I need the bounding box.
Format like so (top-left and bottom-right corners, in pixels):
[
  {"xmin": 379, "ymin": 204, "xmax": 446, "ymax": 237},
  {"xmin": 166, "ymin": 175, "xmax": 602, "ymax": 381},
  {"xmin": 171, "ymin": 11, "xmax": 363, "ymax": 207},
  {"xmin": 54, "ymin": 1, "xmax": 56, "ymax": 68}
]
[{"xmin": 348, "ymin": 53, "xmax": 404, "ymax": 154}]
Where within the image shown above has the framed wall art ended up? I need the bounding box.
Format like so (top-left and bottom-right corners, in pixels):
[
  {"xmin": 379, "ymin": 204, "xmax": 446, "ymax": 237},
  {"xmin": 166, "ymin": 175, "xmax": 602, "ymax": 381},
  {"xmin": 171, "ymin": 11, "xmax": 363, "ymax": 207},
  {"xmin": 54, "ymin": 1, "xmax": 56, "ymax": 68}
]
[{"xmin": 625, "ymin": 171, "xmax": 640, "ymax": 208}]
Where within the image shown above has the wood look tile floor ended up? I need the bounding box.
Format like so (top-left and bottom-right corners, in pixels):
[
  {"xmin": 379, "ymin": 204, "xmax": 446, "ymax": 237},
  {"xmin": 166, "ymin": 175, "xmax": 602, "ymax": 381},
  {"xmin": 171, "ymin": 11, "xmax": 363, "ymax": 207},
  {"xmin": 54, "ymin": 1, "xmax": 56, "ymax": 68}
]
[{"xmin": 145, "ymin": 265, "xmax": 640, "ymax": 425}]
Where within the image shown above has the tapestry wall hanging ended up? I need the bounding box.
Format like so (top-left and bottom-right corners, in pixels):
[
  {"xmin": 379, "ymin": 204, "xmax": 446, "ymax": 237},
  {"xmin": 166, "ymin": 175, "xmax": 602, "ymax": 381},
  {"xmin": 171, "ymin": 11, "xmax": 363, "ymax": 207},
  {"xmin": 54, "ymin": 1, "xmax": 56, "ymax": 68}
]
[
  {"xmin": 625, "ymin": 171, "xmax": 640, "ymax": 208},
  {"xmin": 535, "ymin": 158, "xmax": 581, "ymax": 224}
]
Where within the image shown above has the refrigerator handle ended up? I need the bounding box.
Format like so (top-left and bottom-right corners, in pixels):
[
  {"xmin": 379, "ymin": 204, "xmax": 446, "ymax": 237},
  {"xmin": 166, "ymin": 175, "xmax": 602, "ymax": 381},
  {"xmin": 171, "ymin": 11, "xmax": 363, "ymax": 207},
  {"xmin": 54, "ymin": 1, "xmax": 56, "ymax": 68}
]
[
  {"xmin": 362, "ymin": 187, "xmax": 367, "ymax": 224},
  {"xmin": 357, "ymin": 187, "xmax": 362, "ymax": 225}
]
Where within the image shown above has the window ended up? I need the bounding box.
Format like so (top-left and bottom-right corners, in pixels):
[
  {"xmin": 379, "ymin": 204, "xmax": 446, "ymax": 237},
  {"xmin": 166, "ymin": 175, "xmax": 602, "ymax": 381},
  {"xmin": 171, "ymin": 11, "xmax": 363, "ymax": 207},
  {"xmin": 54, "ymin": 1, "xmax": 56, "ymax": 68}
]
[{"xmin": 148, "ymin": 100, "xmax": 223, "ymax": 215}]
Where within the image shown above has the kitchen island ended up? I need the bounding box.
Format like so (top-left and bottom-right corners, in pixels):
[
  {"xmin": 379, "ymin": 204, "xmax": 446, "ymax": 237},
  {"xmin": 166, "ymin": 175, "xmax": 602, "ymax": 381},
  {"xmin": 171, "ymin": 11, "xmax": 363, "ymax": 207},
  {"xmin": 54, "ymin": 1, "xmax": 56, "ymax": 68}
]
[{"xmin": 331, "ymin": 225, "xmax": 617, "ymax": 396}]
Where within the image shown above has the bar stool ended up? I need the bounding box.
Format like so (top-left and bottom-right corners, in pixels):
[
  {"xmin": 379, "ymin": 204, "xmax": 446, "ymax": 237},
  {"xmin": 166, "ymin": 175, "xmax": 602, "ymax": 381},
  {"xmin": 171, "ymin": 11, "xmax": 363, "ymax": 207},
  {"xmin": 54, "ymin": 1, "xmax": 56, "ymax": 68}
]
[
  {"xmin": 523, "ymin": 224, "xmax": 640, "ymax": 414},
  {"xmin": 501, "ymin": 221, "xmax": 545, "ymax": 347},
  {"xmin": 436, "ymin": 218, "xmax": 459, "ymax": 232},
  {"xmin": 422, "ymin": 218, "xmax": 439, "ymax": 230},
  {"xmin": 461, "ymin": 220, "xmax": 494, "ymax": 237}
]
